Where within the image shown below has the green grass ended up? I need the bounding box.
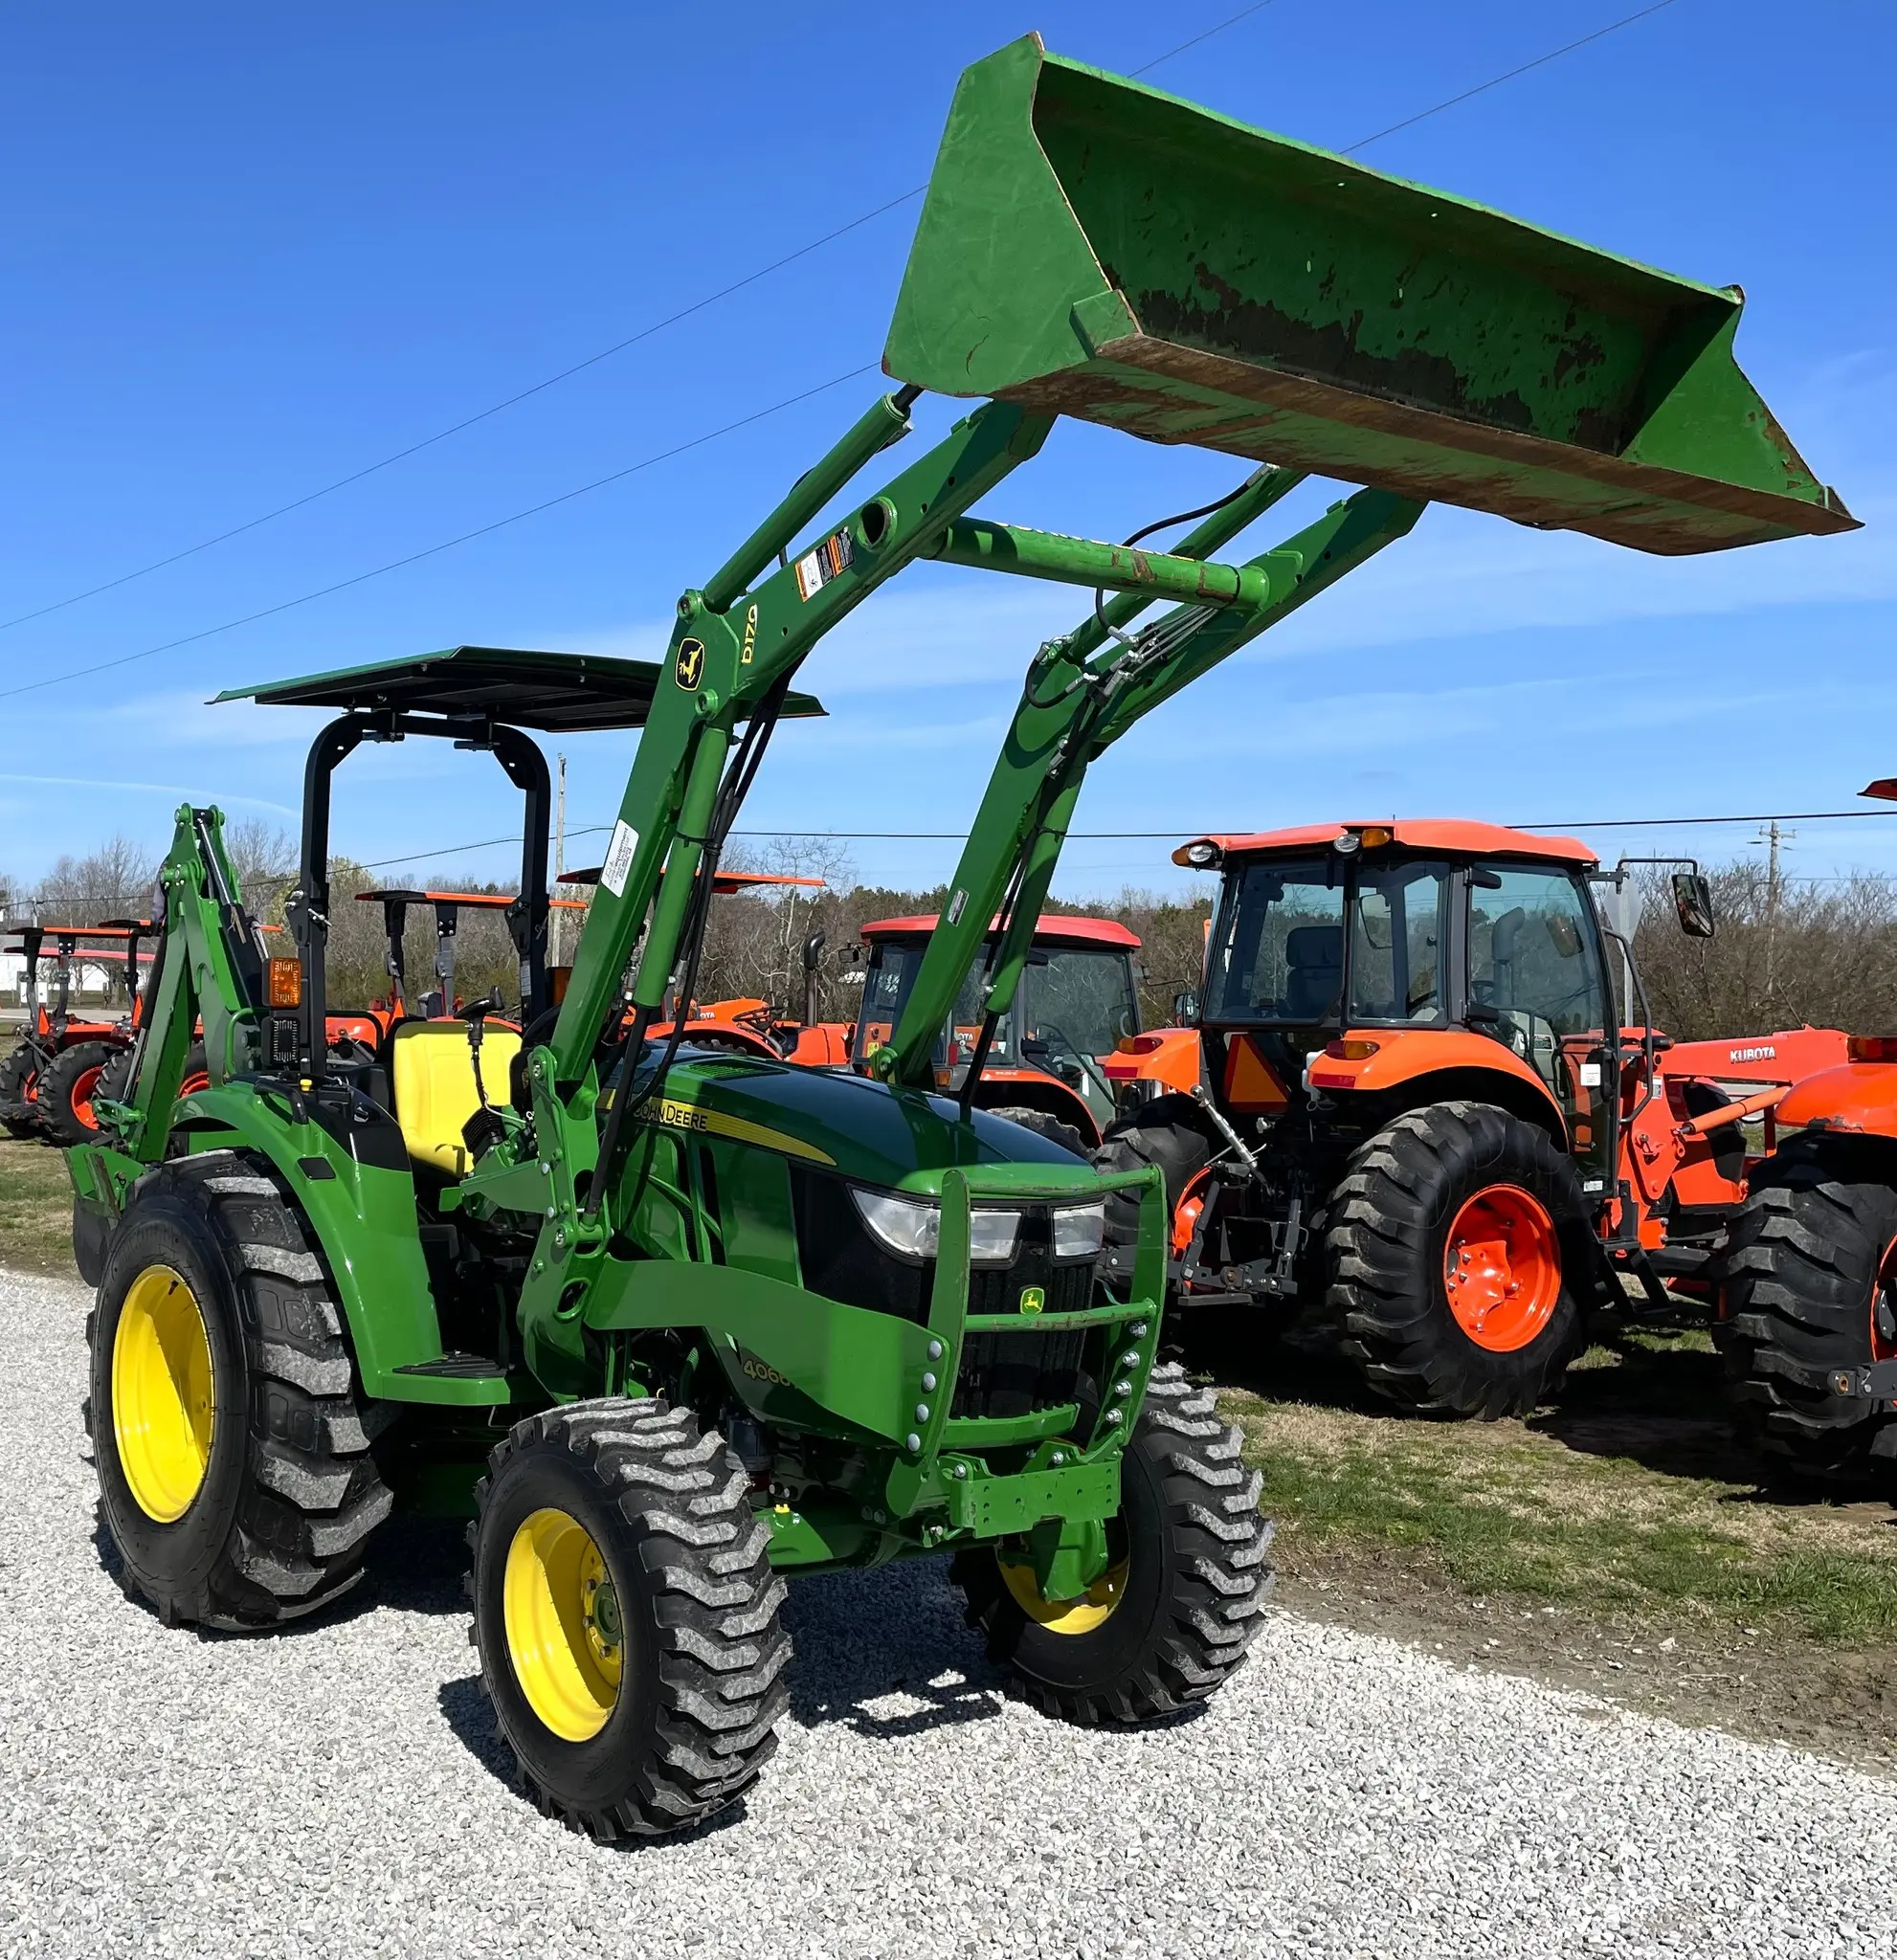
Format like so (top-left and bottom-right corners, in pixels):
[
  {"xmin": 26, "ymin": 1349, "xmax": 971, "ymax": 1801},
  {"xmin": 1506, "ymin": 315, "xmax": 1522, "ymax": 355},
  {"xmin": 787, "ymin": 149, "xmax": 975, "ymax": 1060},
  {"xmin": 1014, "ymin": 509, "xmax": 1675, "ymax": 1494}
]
[
  {"xmin": 0, "ymin": 1139, "xmax": 78, "ymax": 1275},
  {"xmin": 1218, "ymin": 1333, "xmax": 1897, "ymax": 1647}
]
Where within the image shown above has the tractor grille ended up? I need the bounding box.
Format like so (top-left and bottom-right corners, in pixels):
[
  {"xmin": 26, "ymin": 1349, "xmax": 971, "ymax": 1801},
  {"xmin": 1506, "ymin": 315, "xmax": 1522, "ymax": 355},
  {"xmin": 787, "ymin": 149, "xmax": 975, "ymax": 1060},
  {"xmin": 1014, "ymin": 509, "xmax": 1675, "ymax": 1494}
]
[
  {"xmin": 967, "ymin": 1258, "xmax": 1093, "ymax": 1318},
  {"xmin": 951, "ymin": 1324, "xmax": 1090, "ymax": 1422}
]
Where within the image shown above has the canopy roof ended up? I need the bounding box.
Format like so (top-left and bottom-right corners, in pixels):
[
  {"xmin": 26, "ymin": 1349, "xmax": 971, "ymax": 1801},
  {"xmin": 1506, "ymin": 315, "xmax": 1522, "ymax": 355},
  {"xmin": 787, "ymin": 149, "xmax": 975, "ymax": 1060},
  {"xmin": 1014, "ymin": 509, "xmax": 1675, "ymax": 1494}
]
[{"xmin": 217, "ymin": 646, "xmax": 826, "ymax": 734}]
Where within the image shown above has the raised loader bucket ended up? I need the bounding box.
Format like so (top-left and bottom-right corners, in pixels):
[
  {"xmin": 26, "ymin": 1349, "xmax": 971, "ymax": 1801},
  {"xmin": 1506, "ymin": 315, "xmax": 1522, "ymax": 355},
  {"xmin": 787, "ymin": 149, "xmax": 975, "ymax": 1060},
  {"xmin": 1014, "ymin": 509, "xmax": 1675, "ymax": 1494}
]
[{"xmin": 884, "ymin": 35, "xmax": 1855, "ymax": 555}]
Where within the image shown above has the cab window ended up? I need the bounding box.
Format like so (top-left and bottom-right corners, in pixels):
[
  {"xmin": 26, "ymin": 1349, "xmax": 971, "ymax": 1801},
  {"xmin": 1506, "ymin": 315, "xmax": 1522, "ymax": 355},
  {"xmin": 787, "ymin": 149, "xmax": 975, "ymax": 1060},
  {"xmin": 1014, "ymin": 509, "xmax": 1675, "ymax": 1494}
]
[
  {"xmin": 1207, "ymin": 858, "xmax": 1345, "ymax": 1023},
  {"xmin": 1466, "ymin": 865, "xmax": 1608, "ymax": 1090},
  {"xmin": 1347, "ymin": 859, "xmax": 1449, "ymax": 1024}
]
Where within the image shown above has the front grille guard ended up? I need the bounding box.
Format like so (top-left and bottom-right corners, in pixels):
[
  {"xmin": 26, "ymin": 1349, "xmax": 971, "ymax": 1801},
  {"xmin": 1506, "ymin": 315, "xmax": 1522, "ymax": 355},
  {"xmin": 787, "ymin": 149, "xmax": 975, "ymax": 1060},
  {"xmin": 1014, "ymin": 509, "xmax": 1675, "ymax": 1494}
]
[{"xmin": 881, "ymin": 1163, "xmax": 1165, "ymax": 1522}]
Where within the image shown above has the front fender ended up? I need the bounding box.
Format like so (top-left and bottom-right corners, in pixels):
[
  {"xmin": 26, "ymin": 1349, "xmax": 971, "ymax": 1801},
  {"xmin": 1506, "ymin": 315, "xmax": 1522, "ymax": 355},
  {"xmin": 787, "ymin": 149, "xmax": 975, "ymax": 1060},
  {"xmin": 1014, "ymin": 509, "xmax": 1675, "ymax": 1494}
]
[{"xmin": 1777, "ymin": 1062, "xmax": 1897, "ymax": 1140}]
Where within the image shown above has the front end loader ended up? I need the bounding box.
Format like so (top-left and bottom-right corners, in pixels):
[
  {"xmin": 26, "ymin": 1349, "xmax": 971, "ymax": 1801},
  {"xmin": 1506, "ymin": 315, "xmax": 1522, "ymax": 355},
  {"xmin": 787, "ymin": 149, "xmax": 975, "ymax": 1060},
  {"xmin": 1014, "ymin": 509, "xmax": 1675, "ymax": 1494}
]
[{"xmin": 68, "ymin": 34, "xmax": 1846, "ymax": 1837}]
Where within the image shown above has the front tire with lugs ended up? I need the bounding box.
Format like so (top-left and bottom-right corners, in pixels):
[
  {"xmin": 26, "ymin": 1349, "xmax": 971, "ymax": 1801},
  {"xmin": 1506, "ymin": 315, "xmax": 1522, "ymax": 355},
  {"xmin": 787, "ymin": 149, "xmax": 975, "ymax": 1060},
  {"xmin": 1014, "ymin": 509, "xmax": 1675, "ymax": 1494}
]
[
  {"xmin": 1716, "ymin": 1139, "xmax": 1897, "ymax": 1481},
  {"xmin": 40, "ymin": 1038, "xmax": 116, "ymax": 1146},
  {"xmin": 470, "ymin": 1398, "xmax": 791, "ymax": 1839},
  {"xmin": 87, "ymin": 1150, "xmax": 392, "ymax": 1628},
  {"xmin": 954, "ymin": 1364, "xmax": 1272, "ymax": 1724}
]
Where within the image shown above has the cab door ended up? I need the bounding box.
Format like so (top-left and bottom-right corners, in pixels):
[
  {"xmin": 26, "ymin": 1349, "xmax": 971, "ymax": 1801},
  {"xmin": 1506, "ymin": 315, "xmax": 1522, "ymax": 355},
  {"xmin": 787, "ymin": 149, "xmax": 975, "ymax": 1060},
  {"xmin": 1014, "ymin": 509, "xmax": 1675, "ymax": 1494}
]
[{"xmin": 1465, "ymin": 863, "xmax": 1612, "ymax": 1178}]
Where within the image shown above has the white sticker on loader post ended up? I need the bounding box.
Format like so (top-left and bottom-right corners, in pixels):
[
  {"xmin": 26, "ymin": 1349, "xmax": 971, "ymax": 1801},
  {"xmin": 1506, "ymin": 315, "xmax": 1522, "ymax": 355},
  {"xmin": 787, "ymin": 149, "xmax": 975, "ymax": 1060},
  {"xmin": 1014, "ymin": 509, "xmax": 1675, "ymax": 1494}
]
[
  {"xmin": 1579, "ymin": 1061, "xmax": 1602, "ymax": 1088},
  {"xmin": 600, "ymin": 820, "xmax": 639, "ymax": 897}
]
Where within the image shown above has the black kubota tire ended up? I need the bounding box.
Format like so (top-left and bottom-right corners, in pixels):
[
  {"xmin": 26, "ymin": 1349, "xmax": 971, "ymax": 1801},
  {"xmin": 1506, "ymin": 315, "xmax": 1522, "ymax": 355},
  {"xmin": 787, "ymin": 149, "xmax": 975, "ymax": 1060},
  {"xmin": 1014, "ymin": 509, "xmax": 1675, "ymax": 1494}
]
[
  {"xmin": 1328, "ymin": 1101, "xmax": 1594, "ymax": 1420},
  {"xmin": 39, "ymin": 1038, "xmax": 117, "ymax": 1147},
  {"xmin": 988, "ymin": 1104, "xmax": 1088, "ymax": 1158},
  {"xmin": 91, "ymin": 1039, "xmax": 208, "ymax": 1119},
  {"xmin": 1093, "ymin": 1094, "xmax": 1214, "ymax": 1253},
  {"xmin": 1715, "ymin": 1138, "xmax": 1897, "ymax": 1481},
  {"xmin": 953, "ymin": 1364, "xmax": 1272, "ymax": 1723},
  {"xmin": 86, "ymin": 1150, "xmax": 393, "ymax": 1628},
  {"xmin": 0, "ymin": 1041, "xmax": 41, "ymax": 1138},
  {"xmin": 470, "ymin": 1398, "xmax": 791, "ymax": 1839}
]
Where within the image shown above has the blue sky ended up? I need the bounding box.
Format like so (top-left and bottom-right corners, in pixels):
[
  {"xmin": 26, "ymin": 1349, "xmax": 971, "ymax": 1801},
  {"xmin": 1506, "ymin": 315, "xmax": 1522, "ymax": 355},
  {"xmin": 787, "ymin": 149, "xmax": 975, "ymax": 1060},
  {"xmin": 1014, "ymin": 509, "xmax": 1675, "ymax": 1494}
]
[{"xmin": 3, "ymin": 0, "xmax": 1891, "ymax": 905}]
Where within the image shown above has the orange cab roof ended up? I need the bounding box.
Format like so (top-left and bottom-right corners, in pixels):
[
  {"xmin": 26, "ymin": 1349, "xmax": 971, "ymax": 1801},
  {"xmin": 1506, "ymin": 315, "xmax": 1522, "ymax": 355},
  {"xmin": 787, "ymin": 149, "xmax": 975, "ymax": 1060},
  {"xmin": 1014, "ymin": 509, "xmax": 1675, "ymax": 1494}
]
[
  {"xmin": 1173, "ymin": 820, "xmax": 1596, "ymax": 868},
  {"xmin": 862, "ymin": 913, "xmax": 1140, "ymax": 949}
]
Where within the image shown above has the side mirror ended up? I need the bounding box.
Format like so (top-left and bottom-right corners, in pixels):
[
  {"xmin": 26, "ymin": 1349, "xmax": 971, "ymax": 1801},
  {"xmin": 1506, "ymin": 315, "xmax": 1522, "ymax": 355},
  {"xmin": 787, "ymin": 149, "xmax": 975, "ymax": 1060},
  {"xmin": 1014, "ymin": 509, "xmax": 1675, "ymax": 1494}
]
[
  {"xmin": 1671, "ymin": 871, "xmax": 1716, "ymax": 939},
  {"xmin": 1173, "ymin": 990, "xmax": 1199, "ymax": 1023}
]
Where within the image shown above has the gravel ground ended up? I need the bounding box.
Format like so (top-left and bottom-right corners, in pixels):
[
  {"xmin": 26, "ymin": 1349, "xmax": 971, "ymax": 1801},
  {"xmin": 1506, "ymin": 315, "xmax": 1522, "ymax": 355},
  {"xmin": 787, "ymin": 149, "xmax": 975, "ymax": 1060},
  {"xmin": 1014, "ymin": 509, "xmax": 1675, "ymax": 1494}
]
[{"xmin": 3, "ymin": 1269, "xmax": 1895, "ymax": 1960}]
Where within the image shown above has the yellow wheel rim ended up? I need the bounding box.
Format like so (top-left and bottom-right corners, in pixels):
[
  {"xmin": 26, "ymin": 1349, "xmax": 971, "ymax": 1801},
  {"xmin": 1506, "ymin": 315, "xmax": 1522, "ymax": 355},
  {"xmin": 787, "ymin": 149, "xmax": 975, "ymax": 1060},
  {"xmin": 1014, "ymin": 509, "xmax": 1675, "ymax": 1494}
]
[
  {"xmin": 999, "ymin": 1554, "xmax": 1129, "ymax": 1636},
  {"xmin": 503, "ymin": 1507, "xmax": 624, "ymax": 1743},
  {"xmin": 111, "ymin": 1263, "xmax": 215, "ymax": 1524}
]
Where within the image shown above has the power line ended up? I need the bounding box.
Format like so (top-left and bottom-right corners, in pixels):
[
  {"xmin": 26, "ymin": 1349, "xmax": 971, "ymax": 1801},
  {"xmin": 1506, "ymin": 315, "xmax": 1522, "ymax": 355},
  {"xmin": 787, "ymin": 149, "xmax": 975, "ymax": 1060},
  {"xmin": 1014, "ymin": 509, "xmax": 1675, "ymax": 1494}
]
[
  {"xmin": 1343, "ymin": 0, "xmax": 1682, "ymax": 153},
  {"xmin": 324, "ymin": 805, "xmax": 1897, "ymax": 876},
  {"xmin": 2, "ymin": 4, "xmax": 1286, "ymax": 640},
  {"xmin": 0, "ymin": 365, "xmax": 877, "ymax": 703}
]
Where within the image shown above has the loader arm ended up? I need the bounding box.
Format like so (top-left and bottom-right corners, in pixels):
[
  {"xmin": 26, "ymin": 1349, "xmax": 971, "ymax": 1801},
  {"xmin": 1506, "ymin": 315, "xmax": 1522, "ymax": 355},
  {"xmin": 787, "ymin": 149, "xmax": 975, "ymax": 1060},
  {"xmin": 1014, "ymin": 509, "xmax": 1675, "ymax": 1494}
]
[{"xmin": 876, "ymin": 485, "xmax": 1425, "ymax": 1092}]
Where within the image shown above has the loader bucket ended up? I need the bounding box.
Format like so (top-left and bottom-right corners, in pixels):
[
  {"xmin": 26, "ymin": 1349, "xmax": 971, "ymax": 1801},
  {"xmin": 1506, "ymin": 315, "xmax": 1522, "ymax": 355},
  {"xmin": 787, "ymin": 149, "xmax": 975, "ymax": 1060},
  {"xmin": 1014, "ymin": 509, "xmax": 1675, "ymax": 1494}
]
[{"xmin": 884, "ymin": 36, "xmax": 1854, "ymax": 556}]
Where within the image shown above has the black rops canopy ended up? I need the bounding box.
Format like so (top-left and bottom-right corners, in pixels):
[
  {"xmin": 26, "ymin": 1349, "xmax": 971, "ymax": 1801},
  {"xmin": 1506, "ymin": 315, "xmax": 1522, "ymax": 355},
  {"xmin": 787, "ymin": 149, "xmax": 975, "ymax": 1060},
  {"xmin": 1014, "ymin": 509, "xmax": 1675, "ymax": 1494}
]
[{"xmin": 215, "ymin": 645, "xmax": 826, "ymax": 734}]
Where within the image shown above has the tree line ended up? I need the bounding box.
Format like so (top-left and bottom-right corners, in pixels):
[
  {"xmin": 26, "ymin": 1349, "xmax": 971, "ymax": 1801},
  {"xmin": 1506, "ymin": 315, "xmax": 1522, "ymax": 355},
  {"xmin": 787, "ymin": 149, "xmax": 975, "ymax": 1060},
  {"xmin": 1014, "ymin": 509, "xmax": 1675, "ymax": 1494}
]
[{"xmin": 11, "ymin": 830, "xmax": 1897, "ymax": 1045}]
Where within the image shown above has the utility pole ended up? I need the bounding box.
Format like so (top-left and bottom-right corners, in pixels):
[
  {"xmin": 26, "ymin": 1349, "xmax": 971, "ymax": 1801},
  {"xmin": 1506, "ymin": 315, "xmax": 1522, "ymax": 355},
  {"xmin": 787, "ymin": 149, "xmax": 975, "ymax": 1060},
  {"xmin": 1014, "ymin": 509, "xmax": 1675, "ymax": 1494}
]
[
  {"xmin": 1758, "ymin": 817, "xmax": 1796, "ymax": 1007},
  {"xmin": 551, "ymin": 754, "xmax": 568, "ymax": 968}
]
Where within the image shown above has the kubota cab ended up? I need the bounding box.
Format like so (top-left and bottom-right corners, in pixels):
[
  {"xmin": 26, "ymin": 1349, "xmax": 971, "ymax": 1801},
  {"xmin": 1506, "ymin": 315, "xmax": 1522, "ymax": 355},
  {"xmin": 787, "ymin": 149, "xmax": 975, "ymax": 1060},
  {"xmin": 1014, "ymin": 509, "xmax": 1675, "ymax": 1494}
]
[
  {"xmin": 1099, "ymin": 820, "xmax": 1841, "ymax": 1418},
  {"xmin": 850, "ymin": 911, "xmax": 1196, "ymax": 1149}
]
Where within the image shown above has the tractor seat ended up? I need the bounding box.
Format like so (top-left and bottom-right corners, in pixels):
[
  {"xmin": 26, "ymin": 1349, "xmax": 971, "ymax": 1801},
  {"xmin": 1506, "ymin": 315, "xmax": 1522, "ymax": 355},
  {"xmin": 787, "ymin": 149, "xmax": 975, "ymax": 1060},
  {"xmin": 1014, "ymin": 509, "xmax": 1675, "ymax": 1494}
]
[
  {"xmin": 1282, "ymin": 924, "xmax": 1343, "ymax": 1021},
  {"xmin": 391, "ymin": 1019, "xmax": 522, "ymax": 1174}
]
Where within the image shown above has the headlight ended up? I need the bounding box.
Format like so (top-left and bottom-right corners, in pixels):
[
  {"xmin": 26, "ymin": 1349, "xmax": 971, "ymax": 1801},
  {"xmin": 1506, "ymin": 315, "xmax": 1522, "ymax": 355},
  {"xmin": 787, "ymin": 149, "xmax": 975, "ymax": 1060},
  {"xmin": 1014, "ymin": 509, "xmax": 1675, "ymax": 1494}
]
[
  {"xmin": 853, "ymin": 1189, "xmax": 939, "ymax": 1260},
  {"xmin": 850, "ymin": 1188, "xmax": 1022, "ymax": 1265},
  {"xmin": 968, "ymin": 1208, "xmax": 1021, "ymax": 1264},
  {"xmin": 1053, "ymin": 1201, "xmax": 1105, "ymax": 1260}
]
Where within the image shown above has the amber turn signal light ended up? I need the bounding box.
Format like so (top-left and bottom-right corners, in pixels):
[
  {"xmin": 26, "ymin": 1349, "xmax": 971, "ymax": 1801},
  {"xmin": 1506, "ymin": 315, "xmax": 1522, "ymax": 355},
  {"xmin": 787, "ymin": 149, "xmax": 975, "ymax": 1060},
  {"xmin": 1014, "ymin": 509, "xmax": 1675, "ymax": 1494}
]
[
  {"xmin": 266, "ymin": 957, "xmax": 302, "ymax": 1009},
  {"xmin": 1324, "ymin": 1038, "xmax": 1381, "ymax": 1061}
]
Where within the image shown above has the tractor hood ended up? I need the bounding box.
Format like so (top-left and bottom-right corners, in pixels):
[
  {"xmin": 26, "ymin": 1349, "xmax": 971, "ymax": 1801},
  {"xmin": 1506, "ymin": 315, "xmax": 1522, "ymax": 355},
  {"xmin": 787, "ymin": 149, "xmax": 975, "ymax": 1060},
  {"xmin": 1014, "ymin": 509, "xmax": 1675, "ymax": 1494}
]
[{"xmin": 632, "ymin": 1047, "xmax": 1098, "ymax": 1197}]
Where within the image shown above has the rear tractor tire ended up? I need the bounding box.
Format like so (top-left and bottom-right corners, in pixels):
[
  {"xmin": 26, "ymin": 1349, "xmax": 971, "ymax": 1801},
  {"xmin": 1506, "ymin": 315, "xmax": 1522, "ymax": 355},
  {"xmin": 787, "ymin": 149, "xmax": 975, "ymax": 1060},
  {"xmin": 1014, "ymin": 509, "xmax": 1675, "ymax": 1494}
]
[
  {"xmin": 469, "ymin": 1398, "xmax": 791, "ymax": 1839},
  {"xmin": 39, "ymin": 1038, "xmax": 116, "ymax": 1147},
  {"xmin": 1092, "ymin": 1094, "xmax": 1215, "ymax": 1256},
  {"xmin": 0, "ymin": 1041, "xmax": 41, "ymax": 1139},
  {"xmin": 1328, "ymin": 1101, "xmax": 1594, "ymax": 1419},
  {"xmin": 954, "ymin": 1363, "xmax": 1272, "ymax": 1723},
  {"xmin": 86, "ymin": 1150, "xmax": 392, "ymax": 1628},
  {"xmin": 1716, "ymin": 1139, "xmax": 1897, "ymax": 1482}
]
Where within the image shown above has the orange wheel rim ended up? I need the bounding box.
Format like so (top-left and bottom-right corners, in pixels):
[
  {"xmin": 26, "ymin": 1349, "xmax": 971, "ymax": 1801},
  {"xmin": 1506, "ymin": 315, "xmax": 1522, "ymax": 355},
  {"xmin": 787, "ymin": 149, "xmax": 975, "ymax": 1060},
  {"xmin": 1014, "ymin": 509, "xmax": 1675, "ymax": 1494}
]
[
  {"xmin": 72, "ymin": 1066, "xmax": 103, "ymax": 1128},
  {"xmin": 1443, "ymin": 1183, "xmax": 1562, "ymax": 1352},
  {"xmin": 1874, "ymin": 1238, "xmax": 1897, "ymax": 1365},
  {"xmin": 180, "ymin": 1072, "xmax": 210, "ymax": 1098}
]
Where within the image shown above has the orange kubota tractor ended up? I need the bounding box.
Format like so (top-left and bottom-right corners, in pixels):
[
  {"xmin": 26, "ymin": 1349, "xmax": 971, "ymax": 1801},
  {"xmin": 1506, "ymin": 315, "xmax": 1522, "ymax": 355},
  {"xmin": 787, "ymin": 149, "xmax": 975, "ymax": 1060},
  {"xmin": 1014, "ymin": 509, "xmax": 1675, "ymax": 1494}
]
[
  {"xmin": 1, "ymin": 922, "xmax": 153, "ymax": 1146},
  {"xmin": 848, "ymin": 911, "xmax": 1198, "ymax": 1150},
  {"xmin": 1097, "ymin": 820, "xmax": 1844, "ymax": 1418},
  {"xmin": 1713, "ymin": 775, "xmax": 1897, "ymax": 1481}
]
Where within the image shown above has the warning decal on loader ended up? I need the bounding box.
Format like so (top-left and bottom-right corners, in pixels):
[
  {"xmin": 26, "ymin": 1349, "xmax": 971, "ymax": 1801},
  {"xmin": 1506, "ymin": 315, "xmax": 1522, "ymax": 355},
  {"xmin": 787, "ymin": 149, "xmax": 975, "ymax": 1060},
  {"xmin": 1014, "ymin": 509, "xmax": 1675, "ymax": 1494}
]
[
  {"xmin": 793, "ymin": 526, "xmax": 855, "ymax": 601},
  {"xmin": 599, "ymin": 820, "xmax": 639, "ymax": 897}
]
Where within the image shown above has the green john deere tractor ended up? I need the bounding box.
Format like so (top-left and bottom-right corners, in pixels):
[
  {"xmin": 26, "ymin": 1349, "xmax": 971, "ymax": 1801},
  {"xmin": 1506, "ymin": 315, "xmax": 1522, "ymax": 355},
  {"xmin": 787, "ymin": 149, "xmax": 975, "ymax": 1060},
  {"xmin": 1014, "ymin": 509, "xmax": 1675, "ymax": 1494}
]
[{"xmin": 69, "ymin": 34, "xmax": 1847, "ymax": 1838}]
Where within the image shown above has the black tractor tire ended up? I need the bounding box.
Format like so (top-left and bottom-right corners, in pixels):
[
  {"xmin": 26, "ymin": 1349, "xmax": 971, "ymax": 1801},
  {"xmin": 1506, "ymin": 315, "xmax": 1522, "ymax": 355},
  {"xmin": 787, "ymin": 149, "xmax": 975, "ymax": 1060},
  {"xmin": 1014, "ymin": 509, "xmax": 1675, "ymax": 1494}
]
[
  {"xmin": 1715, "ymin": 1139, "xmax": 1897, "ymax": 1481},
  {"xmin": 0, "ymin": 1041, "xmax": 42, "ymax": 1138},
  {"xmin": 91, "ymin": 1039, "xmax": 208, "ymax": 1120},
  {"xmin": 86, "ymin": 1150, "xmax": 393, "ymax": 1628},
  {"xmin": 39, "ymin": 1038, "xmax": 117, "ymax": 1147},
  {"xmin": 1092, "ymin": 1094, "xmax": 1215, "ymax": 1251},
  {"xmin": 470, "ymin": 1397, "xmax": 791, "ymax": 1839},
  {"xmin": 1328, "ymin": 1101, "xmax": 1594, "ymax": 1419},
  {"xmin": 988, "ymin": 1104, "xmax": 1088, "ymax": 1158},
  {"xmin": 953, "ymin": 1363, "xmax": 1272, "ymax": 1724}
]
